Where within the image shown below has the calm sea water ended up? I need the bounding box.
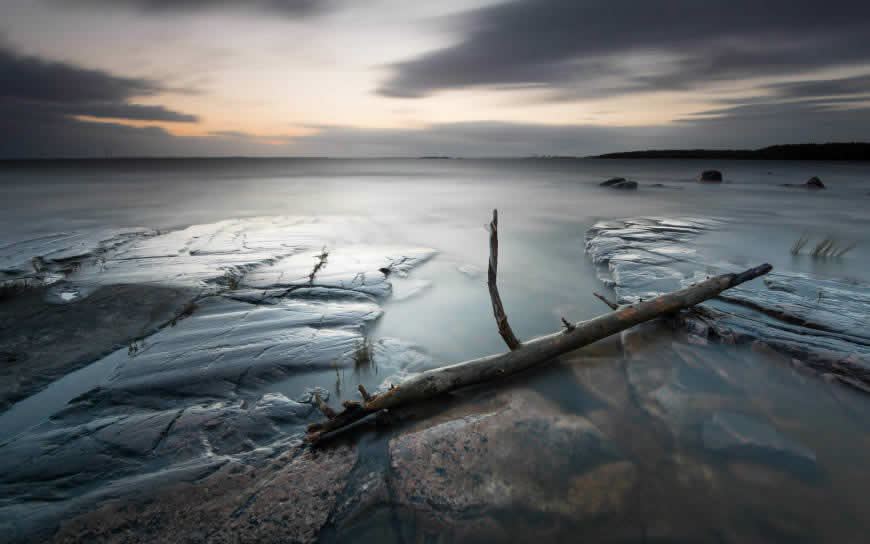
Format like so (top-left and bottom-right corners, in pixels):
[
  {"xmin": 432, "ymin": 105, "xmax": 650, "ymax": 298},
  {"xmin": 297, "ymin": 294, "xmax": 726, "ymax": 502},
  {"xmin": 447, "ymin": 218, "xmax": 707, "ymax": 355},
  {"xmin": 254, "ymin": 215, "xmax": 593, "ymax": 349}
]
[
  {"xmin": 3, "ymin": 158, "xmax": 868, "ymax": 361},
  {"xmin": 2, "ymin": 158, "xmax": 870, "ymax": 541}
]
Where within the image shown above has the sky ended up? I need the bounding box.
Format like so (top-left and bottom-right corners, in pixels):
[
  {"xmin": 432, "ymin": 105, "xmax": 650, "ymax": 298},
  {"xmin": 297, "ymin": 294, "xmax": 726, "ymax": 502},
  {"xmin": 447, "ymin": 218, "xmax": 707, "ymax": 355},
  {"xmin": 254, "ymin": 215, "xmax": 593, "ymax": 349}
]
[{"xmin": 1, "ymin": 0, "xmax": 869, "ymax": 158}]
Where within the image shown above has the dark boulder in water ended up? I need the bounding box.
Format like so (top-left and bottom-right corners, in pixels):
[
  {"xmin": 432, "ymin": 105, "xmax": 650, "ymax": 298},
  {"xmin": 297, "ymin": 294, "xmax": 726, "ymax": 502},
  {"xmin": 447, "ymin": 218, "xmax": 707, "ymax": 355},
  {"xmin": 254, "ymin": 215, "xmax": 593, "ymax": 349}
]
[
  {"xmin": 699, "ymin": 170, "xmax": 723, "ymax": 182},
  {"xmin": 806, "ymin": 176, "xmax": 825, "ymax": 189},
  {"xmin": 600, "ymin": 178, "xmax": 637, "ymax": 190},
  {"xmin": 609, "ymin": 180, "xmax": 638, "ymax": 190},
  {"xmin": 781, "ymin": 176, "xmax": 825, "ymax": 190}
]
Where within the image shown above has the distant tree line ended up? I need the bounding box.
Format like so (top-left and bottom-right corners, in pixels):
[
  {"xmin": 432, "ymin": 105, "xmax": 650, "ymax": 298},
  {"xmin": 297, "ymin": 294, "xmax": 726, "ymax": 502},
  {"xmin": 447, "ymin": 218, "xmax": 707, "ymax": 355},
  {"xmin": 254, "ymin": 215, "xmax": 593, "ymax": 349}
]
[{"xmin": 593, "ymin": 143, "xmax": 870, "ymax": 160}]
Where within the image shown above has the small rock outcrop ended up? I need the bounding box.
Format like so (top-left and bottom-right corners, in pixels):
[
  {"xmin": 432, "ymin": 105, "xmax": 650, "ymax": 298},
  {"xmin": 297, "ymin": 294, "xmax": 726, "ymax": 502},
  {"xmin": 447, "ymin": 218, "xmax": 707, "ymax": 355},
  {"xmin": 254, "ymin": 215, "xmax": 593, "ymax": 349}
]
[
  {"xmin": 600, "ymin": 178, "xmax": 637, "ymax": 190},
  {"xmin": 781, "ymin": 176, "xmax": 825, "ymax": 190},
  {"xmin": 699, "ymin": 170, "xmax": 723, "ymax": 182},
  {"xmin": 610, "ymin": 180, "xmax": 638, "ymax": 190},
  {"xmin": 806, "ymin": 176, "xmax": 825, "ymax": 189}
]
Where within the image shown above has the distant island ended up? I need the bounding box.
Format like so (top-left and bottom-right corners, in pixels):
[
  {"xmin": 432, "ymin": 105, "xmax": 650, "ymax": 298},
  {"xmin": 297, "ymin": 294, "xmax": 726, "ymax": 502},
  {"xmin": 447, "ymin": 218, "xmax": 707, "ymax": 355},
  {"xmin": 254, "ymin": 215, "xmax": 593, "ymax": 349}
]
[{"xmin": 593, "ymin": 143, "xmax": 870, "ymax": 161}]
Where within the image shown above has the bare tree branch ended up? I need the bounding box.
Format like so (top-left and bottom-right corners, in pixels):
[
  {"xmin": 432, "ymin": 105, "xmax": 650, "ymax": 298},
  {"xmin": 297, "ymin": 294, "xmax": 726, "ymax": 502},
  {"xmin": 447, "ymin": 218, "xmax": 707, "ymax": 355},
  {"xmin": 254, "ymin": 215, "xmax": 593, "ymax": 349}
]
[{"xmin": 488, "ymin": 209, "xmax": 522, "ymax": 350}]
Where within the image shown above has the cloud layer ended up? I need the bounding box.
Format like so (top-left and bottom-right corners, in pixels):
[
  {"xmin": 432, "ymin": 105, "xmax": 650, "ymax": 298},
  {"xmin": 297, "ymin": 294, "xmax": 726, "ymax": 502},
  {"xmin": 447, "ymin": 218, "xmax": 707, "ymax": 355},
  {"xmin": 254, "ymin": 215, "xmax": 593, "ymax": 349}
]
[
  {"xmin": 378, "ymin": 0, "xmax": 870, "ymax": 99},
  {"xmin": 61, "ymin": 0, "xmax": 331, "ymax": 16},
  {"xmin": 2, "ymin": 0, "xmax": 869, "ymax": 157},
  {"xmin": 0, "ymin": 45, "xmax": 196, "ymax": 122},
  {"xmin": 0, "ymin": 42, "xmax": 202, "ymax": 157}
]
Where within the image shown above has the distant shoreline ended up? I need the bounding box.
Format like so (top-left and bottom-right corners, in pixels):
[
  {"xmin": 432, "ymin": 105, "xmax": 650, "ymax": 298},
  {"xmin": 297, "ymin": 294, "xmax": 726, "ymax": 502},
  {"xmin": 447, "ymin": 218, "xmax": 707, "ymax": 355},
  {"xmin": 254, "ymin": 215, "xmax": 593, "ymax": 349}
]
[
  {"xmin": 2, "ymin": 142, "xmax": 870, "ymax": 162},
  {"xmin": 592, "ymin": 143, "xmax": 870, "ymax": 161}
]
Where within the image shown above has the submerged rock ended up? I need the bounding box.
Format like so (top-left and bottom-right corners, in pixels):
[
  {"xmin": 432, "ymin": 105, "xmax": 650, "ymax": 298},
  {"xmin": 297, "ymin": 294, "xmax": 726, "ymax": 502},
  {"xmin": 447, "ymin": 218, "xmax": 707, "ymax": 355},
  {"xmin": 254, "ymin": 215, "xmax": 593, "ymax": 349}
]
[
  {"xmin": 698, "ymin": 170, "xmax": 723, "ymax": 182},
  {"xmin": 806, "ymin": 176, "xmax": 825, "ymax": 189},
  {"xmin": 609, "ymin": 180, "xmax": 639, "ymax": 190},
  {"xmin": 782, "ymin": 176, "xmax": 825, "ymax": 190},
  {"xmin": 703, "ymin": 411, "xmax": 817, "ymax": 473},
  {"xmin": 388, "ymin": 390, "xmax": 634, "ymax": 539}
]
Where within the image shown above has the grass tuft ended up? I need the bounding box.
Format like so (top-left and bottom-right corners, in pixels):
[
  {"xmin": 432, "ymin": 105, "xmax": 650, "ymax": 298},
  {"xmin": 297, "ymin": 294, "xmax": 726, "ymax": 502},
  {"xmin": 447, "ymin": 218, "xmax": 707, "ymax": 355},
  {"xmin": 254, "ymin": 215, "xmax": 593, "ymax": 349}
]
[
  {"xmin": 790, "ymin": 235, "xmax": 856, "ymax": 258},
  {"xmin": 810, "ymin": 238, "xmax": 855, "ymax": 258},
  {"xmin": 790, "ymin": 235, "xmax": 810, "ymax": 255},
  {"xmin": 223, "ymin": 270, "xmax": 240, "ymax": 290},
  {"xmin": 170, "ymin": 302, "xmax": 199, "ymax": 327},
  {"xmin": 351, "ymin": 337, "xmax": 374, "ymax": 368}
]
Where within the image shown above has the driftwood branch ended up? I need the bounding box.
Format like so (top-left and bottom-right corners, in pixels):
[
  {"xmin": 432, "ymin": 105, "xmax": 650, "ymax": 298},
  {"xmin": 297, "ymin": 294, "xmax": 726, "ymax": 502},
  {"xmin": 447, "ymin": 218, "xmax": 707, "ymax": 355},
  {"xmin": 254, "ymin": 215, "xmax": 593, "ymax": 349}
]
[
  {"xmin": 313, "ymin": 392, "xmax": 336, "ymax": 419},
  {"xmin": 308, "ymin": 263, "xmax": 771, "ymax": 443},
  {"xmin": 593, "ymin": 292, "xmax": 619, "ymax": 310},
  {"xmin": 306, "ymin": 215, "xmax": 772, "ymax": 444},
  {"xmin": 488, "ymin": 209, "xmax": 522, "ymax": 351}
]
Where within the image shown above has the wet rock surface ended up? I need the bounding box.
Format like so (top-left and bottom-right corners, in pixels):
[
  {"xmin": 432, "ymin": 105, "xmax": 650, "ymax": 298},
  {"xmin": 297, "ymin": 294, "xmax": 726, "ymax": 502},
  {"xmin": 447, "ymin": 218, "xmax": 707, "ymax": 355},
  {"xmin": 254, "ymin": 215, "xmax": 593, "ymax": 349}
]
[
  {"xmin": 60, "ymin": 296, "xmax": 382, "ymax": 410},
  {"xmin": 12, "ymin": 334, "xmax": 870, "ymax": 543},
  {"xmin": 0, "ymin": 216, "xmax": 438, "ymax": 542},
  {"xmin": 585, "ymin": 216, "xmax": 870, "ymax": 388},
  {"xmin": 600, "ymin": 177, "xmax": 638, "ymax": 190},
  {"xmin": 610, "ymin": 180, "xmax": 639, "ymax": 190},
  {"xmin": 0, "ymin": 284, "xmax": 198, "ymax": 412},
  {"xmin": 388, "ymin": 389, "xmax": 631, "ymax": 539},
  {"xmin": 3, "ymin": 209, "xmax": 870, "ymax": 542},
  {"xmin": 702, "ymin": 411, "xmax": 817, "ymax": 474},
  {"xmin": 50, "ymin": 443, "xmax": 357, "ymax": 544}
]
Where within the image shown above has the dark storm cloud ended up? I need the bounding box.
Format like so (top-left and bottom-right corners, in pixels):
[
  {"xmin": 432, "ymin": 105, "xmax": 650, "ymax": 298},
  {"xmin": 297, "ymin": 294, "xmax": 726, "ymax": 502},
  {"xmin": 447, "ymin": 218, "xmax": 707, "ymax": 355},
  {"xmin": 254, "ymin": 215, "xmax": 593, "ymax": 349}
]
[
  {"xmin": 684, "ymin": 99, "xmax": 870, "ymax": 122},
  {"xmin": 60, "ymin": 0, "xmax": 332, "ymax": 16},
  {"xmin": 378, "ymin": 0, "xmax": 870, "ymax": 99},
  {"xmin": 674, "ymin": 100, "xmax": 870, "ymax": 147},
  {"xmin": 764, "ymin": 74, "xmax": 870, "ymax": 99},
  {"xmin": 0, "ymin": 116, "xmax": 239, "ymax": 158},
  {"xmin": 0, "ymin": 101, "xmax": 197, "ymax": 123},
  {"xmin": 0, "ymin": 43, "xmax": 200, "ymax": 157},
  {"xmin": 0, "ymin": 46, "xmax": 162, "ymax": 103}
]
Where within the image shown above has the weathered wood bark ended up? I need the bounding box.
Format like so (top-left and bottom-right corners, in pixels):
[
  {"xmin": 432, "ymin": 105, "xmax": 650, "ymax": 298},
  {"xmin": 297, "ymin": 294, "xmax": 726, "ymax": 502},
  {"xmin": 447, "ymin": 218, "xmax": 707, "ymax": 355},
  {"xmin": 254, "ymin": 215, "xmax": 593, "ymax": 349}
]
[
  {"xmin": 306, "ymin": 262, "xmax": 772, "ymax": 444},
  {"xmin": 313, "ymin": 392, "xmax": 336, "ymax": 419},
  {"xmin": 488, "ymin": 209, "xmax": 522, "ymax": 350},
  {"xmin": 593, "ymin": 292, "xmax": 620, "ymax": 310}
]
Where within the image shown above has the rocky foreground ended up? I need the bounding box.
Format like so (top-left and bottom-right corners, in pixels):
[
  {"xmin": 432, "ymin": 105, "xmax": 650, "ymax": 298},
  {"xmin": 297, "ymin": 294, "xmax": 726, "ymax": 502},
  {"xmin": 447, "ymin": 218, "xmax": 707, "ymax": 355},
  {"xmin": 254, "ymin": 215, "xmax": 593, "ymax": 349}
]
[
  {"xmin": 2, "ymin": 215, "xmax": 869, "ymax": 542},
  {"xmin": 44, "ymin": 326, "xmax": 870, "ymax": 543}
]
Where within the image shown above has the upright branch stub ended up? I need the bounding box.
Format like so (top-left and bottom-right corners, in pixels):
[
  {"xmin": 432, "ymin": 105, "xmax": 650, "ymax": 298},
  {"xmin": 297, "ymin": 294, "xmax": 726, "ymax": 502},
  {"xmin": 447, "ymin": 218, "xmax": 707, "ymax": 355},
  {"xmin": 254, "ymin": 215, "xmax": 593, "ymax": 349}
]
[{"xmin": 488, "ymin": 209, "xmax": 522, "ymax": 350}]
